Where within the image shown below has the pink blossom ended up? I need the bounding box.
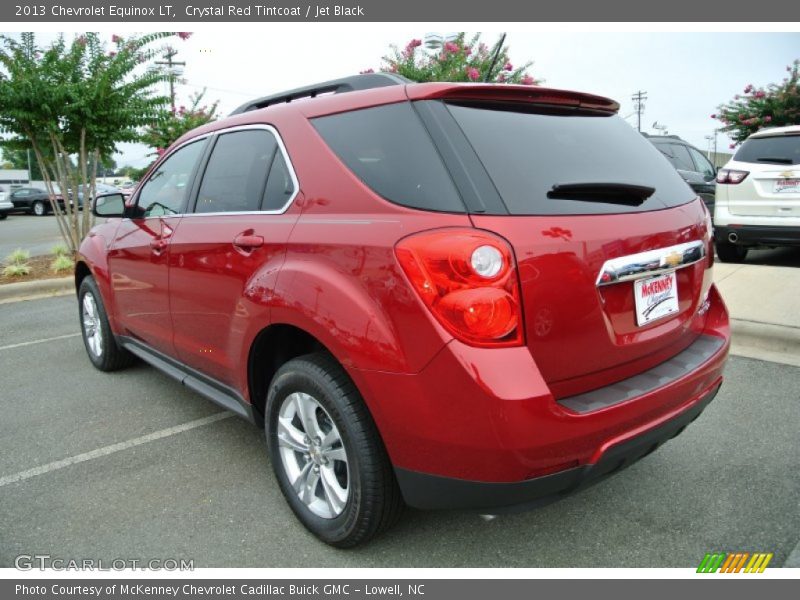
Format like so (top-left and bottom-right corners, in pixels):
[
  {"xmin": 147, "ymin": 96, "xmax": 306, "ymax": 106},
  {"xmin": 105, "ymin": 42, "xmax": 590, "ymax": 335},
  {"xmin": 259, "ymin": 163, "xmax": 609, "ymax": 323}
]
[
  {"xmin": 406, "ymin": 38, "xmax": 422, "ymax": 49},
  {"xmin": 521, "ymin": 74, "xmax": 535, "ymax": 85},
  {"xmin": 478, "ymin": 43, "xmax": 488, "ymax": 53},
  {"xmin": 177, "ymin": 32, "xmax": 192, "ymax": 40},
  {"xmin": 76, "ymin": 36, "xmax": 87, "ymax": 47},
  {"xmin": 754, "ymin": 91, "xmax": 766, "ymax": 98},
  {"xmin": 112, "ymin": 34, "xmax": 121, "ymax": 44},
  {"xmin": 108, "ymin": 51, "xmax": 116, "ymax": 58},
  {"xmin": 744, "ymin": 84, "xmax": 753, "ymax": 93},
  {"xmin": 389, "ymin": 64, "xmax": 398, "ymax": 73},
  {"xmin": 729, "ymin": 143, "xmax": 736, "ymax": 149},
  {"xmin": 466, "ymin": 67, "xmax": 480, "ymax": 81},
  {"xmin": 503, "ymin": 61, "xmax": 513, "ymax": 71},
  {"xmin": 497, "ymin": 73, "xmax": 506, "ymax": 83},
  {"xmin": 156, "ymin": 147, "xmax": 166, "ymax": 156},
  {"xmin": 764, "ymin": 115, "xmax": 773, "ymax": 122},
  {"xmin": 710, "ymin": 113, "xmax": 717, "ymax": 119},
  {"xmin": 444, "ymin": 41, "xmax": 459, "ymax": 54},
  {"xmin": 464, "ymin": 46, "xmax": 472, "ymax": 56},
  {"xmin": 360, "ymin": 68, "xmax": 375, "ymax": 74}
]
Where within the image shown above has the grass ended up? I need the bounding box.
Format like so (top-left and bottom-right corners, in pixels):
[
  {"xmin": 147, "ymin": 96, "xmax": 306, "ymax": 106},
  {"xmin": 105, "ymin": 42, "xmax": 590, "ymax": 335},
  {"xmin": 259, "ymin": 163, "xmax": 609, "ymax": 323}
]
[
  {"xmin": 3, "ymin": 263, "xmax": 31, "ymax": 277},
  {"xmin": 50, "ymin": 255, "xmax": 73, "ymax": 273},
  {"xmin": 6, "ymin": 248, "xmax": 31, "ymax": 265},
  {"xmin": 50, "ymin": 244, "xmax": 70, "ymax": 257}
]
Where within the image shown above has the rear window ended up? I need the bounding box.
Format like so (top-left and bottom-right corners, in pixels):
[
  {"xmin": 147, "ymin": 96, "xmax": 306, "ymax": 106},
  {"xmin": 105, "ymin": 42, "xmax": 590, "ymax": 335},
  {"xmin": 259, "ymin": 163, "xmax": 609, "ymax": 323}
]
[
  {"xmin": 312, "ymin": 103, "xmax": 465, "ymax": 212},
  {"xmin": 734, "ymin": 135, "xmax": 800, "ymax": 165},
  {"xmin": 447, "ymin": 104, "xmax": 695, "ymax": 215}
]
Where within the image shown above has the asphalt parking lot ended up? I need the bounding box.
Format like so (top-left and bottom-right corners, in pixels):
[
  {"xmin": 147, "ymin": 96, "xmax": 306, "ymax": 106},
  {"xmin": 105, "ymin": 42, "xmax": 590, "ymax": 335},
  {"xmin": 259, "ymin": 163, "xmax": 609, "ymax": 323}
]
[{"xmin": 0, "ymin": 294, "xmax": 798, "ymax": 568}]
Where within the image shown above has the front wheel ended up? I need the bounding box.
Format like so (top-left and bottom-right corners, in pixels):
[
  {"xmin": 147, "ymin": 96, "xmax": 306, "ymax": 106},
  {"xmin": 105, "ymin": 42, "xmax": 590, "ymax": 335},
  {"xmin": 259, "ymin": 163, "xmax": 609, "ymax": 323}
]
[
  {"xmin": 78, "ymin": 276, "xmax": 134, "ymax": 371},
  {"xmin": 266, "ymin": 353, "xmax": 403, "ymax": 548},
  {"xmin": 32, "ymin": 201, "xmax": 47, "ymax": 216},
  {"xmin": 0, "ymin": 212, "xmax": 7, "ymax": 220},
  {"xmin": 715, "ymin": 240, "xmax": 748, "ymax": 263}
]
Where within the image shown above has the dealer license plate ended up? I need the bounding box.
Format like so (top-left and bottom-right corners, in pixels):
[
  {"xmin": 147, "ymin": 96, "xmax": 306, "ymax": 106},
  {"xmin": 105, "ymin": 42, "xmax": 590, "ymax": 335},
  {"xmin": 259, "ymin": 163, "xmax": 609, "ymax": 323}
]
[
  {"xmin": 634, "ymin": 272, "xmax": 679, "ymax": 326},
  {"xmin": 774, "ymin": 178, "xmax": 799, "ymax": 193}
]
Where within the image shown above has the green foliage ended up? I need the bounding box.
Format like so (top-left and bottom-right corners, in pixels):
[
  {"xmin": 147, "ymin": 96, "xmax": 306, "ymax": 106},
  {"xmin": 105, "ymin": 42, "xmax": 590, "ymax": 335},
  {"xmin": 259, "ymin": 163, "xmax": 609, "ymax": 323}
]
[
  {"xmin": 141, "ymin": 89, "xmax": 219, "ymax": 154},
  {"xmin": 372, "ymin": 33, "xmax": 540, "ymax": 85},
  {"xmin": 3, "ymin": 248, "xmax": 31, "ymax": 277},
  {"xmin": 0, "ymin": 32, "xmax": 189, "ymax": 252},
  {"xmin": 713, "ymin": 59, "xmax": 800, "ymax": 146},
  {"xmin": 0, "ymin": 146, "xmax": 43, "ymax": 179},
  {"xmin": 3, "ymin": 263, "xmax": 31, "ymax": 277},
  {"xmin": 50, "ymin": 254, "xmax": 74, "ymax": 273},
  {"xmin": 6, "ymin": 248, "xmax": 31, "ymax": 265},
  {"xmin": 51, "ymin": 244, "xmax": 69, "ymax": 257}
]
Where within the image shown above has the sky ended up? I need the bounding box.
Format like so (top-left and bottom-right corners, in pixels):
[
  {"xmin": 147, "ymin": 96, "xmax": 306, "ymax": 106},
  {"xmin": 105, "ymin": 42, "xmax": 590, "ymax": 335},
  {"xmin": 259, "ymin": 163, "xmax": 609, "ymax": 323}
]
[{"xmin": 3, "ymin": 28, "xmax": 799, "ymax": 168}]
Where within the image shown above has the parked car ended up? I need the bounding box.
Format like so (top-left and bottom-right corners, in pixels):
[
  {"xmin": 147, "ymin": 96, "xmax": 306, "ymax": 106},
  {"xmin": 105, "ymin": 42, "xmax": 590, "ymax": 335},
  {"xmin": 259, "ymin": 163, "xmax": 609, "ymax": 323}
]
[
  {"xmin": 76, "ymin": 74, "xmax": 730, "ymax": 547},
  {"xmin": 7, "ymin": 187, "xmax": 69, "ymax": 216},
  {"xmin": 645, "ymin": 134, "xmax": 718, "ymax": 213},
  {"xmin": 76, "ymin": 183, "xmax": 121, "ymax": 207},
  {"xmin": 714, "ymin": 125, "xmax": 800, "ymax": 262},
  {"xmin": 0, "ymin": 191, "xmax": 12, "ymax": 219}
]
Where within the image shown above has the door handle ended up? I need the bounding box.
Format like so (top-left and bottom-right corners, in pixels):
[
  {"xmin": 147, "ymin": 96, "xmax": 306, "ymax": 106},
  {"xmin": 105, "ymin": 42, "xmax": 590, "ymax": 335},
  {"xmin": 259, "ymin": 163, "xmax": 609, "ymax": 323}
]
[
  {"xmin": 149, "ymin": 238, "xmax": 168, "ymax": 254},
  {"xmin": 233, "ymin": 233, "xmax": 264, "ymax": 251}
]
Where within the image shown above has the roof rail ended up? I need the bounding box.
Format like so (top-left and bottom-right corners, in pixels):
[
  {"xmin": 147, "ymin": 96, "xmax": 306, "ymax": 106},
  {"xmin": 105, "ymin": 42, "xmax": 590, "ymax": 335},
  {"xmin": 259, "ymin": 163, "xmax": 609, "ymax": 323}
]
[{"xmin": 229, "ymin": 73, "xmax": 412, "ymax": 115}]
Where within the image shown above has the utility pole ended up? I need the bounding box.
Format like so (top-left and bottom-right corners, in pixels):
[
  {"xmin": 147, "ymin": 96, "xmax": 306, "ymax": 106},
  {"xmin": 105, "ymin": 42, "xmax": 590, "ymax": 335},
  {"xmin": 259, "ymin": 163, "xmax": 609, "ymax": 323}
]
[
  {"xmin": 155, "ymin": 48, "xmax": 186, "ymax": 113},
  {"xmin": 631, "ymin": 90, "xmax": 648, "ymax": 132}
]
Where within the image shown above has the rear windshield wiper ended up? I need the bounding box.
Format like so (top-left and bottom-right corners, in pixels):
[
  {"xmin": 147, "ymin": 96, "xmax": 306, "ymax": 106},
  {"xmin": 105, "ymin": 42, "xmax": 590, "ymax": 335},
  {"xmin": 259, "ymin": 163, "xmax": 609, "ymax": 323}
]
[
  {"xmin": 548, "ymin": 182, "xmax": 655, "ymax": 206},
  {"xmin": 756, "ymin": 157, "xmax": 793, "ymax": 164}
]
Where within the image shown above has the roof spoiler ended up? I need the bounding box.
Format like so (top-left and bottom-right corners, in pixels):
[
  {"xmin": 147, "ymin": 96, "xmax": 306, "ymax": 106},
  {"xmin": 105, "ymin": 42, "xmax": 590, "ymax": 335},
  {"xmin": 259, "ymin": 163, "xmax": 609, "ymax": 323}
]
[
  {"xmin": 230, "ymin": 73, "xmax": 411, "ymax": 115},
  {"xmin": 406, "ymin": 83, "xmax": 620, "ymax": 113}
]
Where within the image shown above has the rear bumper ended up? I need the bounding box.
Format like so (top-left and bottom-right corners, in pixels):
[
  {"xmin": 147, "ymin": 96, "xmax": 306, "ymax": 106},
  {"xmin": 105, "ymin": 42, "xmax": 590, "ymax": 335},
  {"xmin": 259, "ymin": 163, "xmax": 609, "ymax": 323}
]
[
  {"xmin": 349, "ymin": 285, "xmax": 729, "ymax": 506},
  {"xmin": 715, "ymin": 224, "xmax": 800, "ymax": 246},
  {"xmin": 396, "ymin": 382, "xmax": 719, "ymax": 511}
]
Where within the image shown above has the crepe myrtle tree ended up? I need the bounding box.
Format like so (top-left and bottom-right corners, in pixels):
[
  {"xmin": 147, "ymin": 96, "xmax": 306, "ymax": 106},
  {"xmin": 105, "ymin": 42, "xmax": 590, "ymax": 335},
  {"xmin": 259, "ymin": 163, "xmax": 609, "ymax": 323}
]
[
  {"xmin": 141, "ymin": 88, "xmax": 219, "ymax": 157},
  {"xmin": 0, "ymin": 32, "xmax": 191, "ymax": 255},
  {"xmin": 712, "ymin": 59, "xmax": 800, "ymax": 148},
  {"xmin": 367, "ymin": 33, "xmax": 541, "ymax": 85}
]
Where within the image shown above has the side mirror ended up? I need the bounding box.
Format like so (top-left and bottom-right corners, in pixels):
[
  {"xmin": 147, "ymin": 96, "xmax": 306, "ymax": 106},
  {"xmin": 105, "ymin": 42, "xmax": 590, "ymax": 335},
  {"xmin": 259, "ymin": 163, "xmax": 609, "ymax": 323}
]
[{"xmin": 92, "ymin": 192, "xmax": 126, "ymax": 218}]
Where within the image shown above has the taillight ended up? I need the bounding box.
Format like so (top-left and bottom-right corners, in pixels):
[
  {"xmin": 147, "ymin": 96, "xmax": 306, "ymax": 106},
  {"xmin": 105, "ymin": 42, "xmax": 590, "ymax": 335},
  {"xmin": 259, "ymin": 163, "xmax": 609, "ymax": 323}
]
[
  {"xmin": 716, "ymin": 169, "xmax": 749, "ymax": 184},
  {"xmin": 700, "ymin": 199, "xmax": 714, "ymax": 268},
  {"xmin": 395, "ymin": 229, "xmax": 524, "ymax": 348}
]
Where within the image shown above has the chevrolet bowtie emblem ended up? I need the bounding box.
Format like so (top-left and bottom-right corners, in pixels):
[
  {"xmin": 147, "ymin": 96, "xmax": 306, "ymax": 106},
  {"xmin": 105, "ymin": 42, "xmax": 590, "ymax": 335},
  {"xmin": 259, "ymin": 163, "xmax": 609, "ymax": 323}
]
[
  {"xmin": 780, "ymin": 170, "xmax": 795, "ymax": 178},
  {"xmin": 664, "ymin": 251, "xmax": 682, "ymax": 268}
]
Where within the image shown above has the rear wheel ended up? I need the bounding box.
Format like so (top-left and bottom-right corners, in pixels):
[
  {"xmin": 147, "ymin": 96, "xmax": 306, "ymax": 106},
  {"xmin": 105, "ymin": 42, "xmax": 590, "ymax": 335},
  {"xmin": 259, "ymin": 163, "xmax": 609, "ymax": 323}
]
[
  {"xmin": 266, "ymin": 352, "xmax": 403, "ymax": 548},
  {"xmin": 32, "ymin": 201, "xmax": 47, "ymax": 216},
  {"xmin": 715, "ymin": 240, "xmax": 748, "ymax": 263},
  {"xmin": 78, "ymin": 276, "xmax": 135, "ymax": 371},
  {"xmin": 0, "ymin": 212, "xmax": 7, "ymax": 220}
]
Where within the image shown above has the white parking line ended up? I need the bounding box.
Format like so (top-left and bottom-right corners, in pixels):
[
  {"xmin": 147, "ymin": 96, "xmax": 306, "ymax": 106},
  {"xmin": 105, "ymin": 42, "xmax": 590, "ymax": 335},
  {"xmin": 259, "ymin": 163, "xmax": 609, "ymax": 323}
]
[
  {"xmin": 0, "ymin": 332, "xmax": 81, "ymax": 351},
  {"xmin": 0, "ymin": 412, "xmax": 235, "ymax": 488}
]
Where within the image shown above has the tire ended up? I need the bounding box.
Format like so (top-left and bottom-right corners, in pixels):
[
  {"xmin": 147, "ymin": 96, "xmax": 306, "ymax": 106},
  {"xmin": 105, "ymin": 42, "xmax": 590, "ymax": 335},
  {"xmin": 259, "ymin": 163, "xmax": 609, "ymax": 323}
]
[
  {"xmin": 78, "ymin": 276, "xmax": 135, "ymax": 371},
  {"xmin": 266, "ymin": 352, "xmax": 403, "ymax": 548},
  {"xmin": 715, "ymin": 240, "xmax": 748, "ymax": 263},
  {"xmin": 32, "ymin": 201, "xmax": 47, "ymax": 216},
  {"xmin": 0, "ymin": 212, "xmax": 7, "ymax": 220}
]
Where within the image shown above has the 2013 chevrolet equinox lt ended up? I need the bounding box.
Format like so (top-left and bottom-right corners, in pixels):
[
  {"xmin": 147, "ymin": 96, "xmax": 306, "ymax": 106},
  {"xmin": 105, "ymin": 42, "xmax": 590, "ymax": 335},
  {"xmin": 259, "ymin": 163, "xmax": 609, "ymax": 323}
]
[{"xmin": 76, "ymin": 73, "xmax": 730, "ymax": 547}]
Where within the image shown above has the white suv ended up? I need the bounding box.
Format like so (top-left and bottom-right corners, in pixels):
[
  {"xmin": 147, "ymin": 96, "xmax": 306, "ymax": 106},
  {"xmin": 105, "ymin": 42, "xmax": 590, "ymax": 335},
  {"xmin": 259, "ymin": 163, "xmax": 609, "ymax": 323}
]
[{"xmin": 714, "ymin": 125, "xmax": 800, "ymax": 262}]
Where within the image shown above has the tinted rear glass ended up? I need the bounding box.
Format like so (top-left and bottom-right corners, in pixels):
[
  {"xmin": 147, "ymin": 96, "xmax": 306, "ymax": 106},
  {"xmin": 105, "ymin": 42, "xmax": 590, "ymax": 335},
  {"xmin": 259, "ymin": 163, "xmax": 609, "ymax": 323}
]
[
  {"xmin": 734, "ymin": 135, "xmax": 800, "ymax": 165},
  {"xmin": 312, "ymin": 103, "xmax": 465, "ymax": 212},
  {"xmin": 447, "ymin": 104, "xmax": 695, "ymax": 215}
]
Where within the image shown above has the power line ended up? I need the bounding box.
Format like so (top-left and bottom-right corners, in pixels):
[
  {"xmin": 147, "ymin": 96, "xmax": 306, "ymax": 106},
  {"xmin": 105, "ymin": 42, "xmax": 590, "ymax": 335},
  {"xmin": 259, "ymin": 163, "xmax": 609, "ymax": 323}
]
[{"xmin": 631, "ymin": 90, "xmax": 648, "ymax": 132}]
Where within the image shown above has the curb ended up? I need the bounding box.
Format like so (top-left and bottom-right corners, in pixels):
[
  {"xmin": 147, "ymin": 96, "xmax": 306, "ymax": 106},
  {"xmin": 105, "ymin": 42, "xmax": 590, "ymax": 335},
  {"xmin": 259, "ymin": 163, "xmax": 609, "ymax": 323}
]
[
  {"xmin": 0, "ymin": 276, "xmax": 73, "ymax": 304},
  {"xmin": 729, "ymin": 318, "xmax": 800, "ymax": 367}
]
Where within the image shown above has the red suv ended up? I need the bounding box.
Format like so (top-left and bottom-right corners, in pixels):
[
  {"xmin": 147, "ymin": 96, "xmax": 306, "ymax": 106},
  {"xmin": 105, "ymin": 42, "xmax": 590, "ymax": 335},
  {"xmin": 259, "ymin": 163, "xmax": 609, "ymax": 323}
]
[{"xmin": 76, "ymin": 74, "xmax": 730, "ymax": 547}]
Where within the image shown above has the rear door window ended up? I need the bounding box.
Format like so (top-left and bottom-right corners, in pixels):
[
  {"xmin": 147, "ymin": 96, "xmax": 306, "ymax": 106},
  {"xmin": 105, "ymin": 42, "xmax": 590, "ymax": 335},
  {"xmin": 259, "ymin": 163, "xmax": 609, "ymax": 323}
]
[
  {"xmin": 446, "ymin": 103, "xmax": 695, "ymax": 215},
  {"xmin": 195, "ymin": 130, "xmax": 278, "ymax": 213},
  {"xmin": 733, "ymin": 135, "xmax": 800, "ymax": 165},
  {"xmin": 312, "ymin": 103, "xmax": 465, "ymax": 212}
]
